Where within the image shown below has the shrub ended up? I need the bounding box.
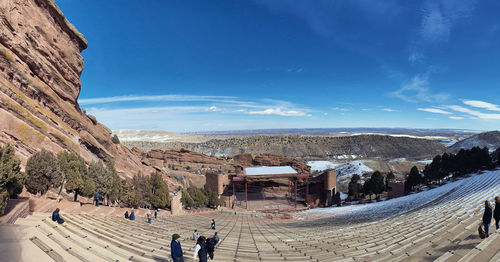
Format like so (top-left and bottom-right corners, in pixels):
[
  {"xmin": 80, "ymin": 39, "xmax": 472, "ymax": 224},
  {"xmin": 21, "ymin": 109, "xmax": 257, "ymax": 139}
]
[
  {"xmin": 25, "ymin": 149, "xmax": 62, "ymax": 195},
  {"xmin": 111, "ymin": 134, "xmax": 120, "ymax": 144}
]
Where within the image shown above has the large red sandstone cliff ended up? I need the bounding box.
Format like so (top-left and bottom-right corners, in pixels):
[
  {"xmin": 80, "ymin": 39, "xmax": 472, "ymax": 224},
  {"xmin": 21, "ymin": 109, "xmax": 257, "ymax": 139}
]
[{"xmin": 0, "ymin": 0, "xmax": 157, "ymax": 180}]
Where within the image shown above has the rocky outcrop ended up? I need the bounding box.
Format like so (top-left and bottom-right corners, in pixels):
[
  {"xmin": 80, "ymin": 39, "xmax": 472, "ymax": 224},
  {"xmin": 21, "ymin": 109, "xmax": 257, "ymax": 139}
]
[
  {"xmin": 253, "ymin": 154, "xmax": 311, "ymax": 174},
  {"xmin": 0, "ymin": 0, "xmax": 162, "ymax": 182}
]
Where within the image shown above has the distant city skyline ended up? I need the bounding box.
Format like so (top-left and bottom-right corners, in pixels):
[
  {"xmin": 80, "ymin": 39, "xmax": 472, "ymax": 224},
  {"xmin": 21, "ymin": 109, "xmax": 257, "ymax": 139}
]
[{"xmin": 56, "ymin": 0, "xmax": 500, "ymax": 132}]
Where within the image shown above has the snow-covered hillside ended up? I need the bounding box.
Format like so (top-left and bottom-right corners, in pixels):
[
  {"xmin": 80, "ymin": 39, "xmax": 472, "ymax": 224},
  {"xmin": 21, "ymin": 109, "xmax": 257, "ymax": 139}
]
[
  {"xmin": 336, "ymin": 160, "xmax": 373, "ymax": 179},
  {"xmin": 307, "ymin": 161, "xmax": 341, "ymax": 172},
  {"xmin": 295, "ymin": 169, "xmax": 500, "ymax": 221}
]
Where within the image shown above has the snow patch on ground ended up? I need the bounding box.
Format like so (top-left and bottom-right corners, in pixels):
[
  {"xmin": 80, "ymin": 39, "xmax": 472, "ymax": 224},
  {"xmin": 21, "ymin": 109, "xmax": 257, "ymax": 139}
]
[
  {"xmin": 336, "ymin": 160, "xmax": 373, "ymax": 178},
  {"xmin": 307, "ymin": 161, "xmax": 341, "ymax": 172},
  {"xmin": 389, "ymin": 158, "xmax": 406, "ymax": 162},
  {"xmin": 339, "ymin": 192, "xmax": 348, "ymax": 200},
  {"xmin": 418, "ymin": 159, "xmax": 433, "ymax": 164}
]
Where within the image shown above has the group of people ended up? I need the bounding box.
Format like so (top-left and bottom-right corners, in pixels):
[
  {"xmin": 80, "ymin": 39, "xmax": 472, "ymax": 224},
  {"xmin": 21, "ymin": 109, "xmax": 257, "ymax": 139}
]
[
  {"xmin": 124, "ymin": 209, "xmax": 159, "ymax": 222},
  {"xmin": 482, "ymin": 196, "xmax": 500, "ymax": 237},
  {"xmin": 171, "ymin": 219, "xmax": 219, "ymax": 262}
]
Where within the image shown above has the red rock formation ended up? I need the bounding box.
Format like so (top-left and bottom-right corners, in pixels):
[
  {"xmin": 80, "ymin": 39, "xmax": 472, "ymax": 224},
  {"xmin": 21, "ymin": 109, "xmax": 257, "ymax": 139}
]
[
  {"xmin": 0, "ymin": 0, "xmax": 160, "ymax": 182},
  {"xmin": 253, "ymin": 154, "xmax": 311, "ymax": 174}
]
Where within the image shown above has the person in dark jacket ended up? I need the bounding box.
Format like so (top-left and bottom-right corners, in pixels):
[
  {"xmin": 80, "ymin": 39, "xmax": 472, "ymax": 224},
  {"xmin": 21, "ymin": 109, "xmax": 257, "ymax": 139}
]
[
  {"xmin": 129, "ymin": 209, "xmax": 135, "ymax": 221},
  {"xmin": 171, "ymin": 233, "xmax": 184, "ymax": 262},
  {"xmin": 483, "ymin": 200, "xmax": 493, "ymax": 237},
  {"xmin": 206, "ymin": 235, "xmax": 216, "ymax": 260},
  {"xmin": 193, "ymin": 236, "xmax": 208, "ymax": 262},
  {"xmin": 94, "ymin": 190, "xmax": 99, "ymax": 206},
  {"xmin": 211, "ymin": 219, "xmax": 215, "ymax": 230},
  {"xmin": 51, "ymin": 208, "xmax": 64, "ymax": 224},
  {"xmin": 494, "ymin": 196, "xmax": 500, "ymax": 230},
  {"xmin": 154, "ymin": 209, "xmax": 158, "ymax": 219},
  {"xmin": 124, "ymin": 211, "xmax": 129, "ymax": 219}
]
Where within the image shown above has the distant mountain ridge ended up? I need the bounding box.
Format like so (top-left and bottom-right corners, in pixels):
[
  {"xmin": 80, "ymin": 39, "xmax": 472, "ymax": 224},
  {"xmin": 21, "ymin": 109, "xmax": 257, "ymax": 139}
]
[
  {"xmin": 449, "ymin": 131, "xmax": 500, "ymax": 152},
  {"xmin": 123, "ymin": 134, "xmax": 446, "ymax": 160}
]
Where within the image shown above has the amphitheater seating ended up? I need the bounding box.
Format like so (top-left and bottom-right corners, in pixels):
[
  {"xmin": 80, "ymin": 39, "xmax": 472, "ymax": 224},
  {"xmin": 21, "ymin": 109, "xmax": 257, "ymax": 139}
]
[{"xmin": 11, "ymin": 170, "xmax": 500, "ymax": 261}]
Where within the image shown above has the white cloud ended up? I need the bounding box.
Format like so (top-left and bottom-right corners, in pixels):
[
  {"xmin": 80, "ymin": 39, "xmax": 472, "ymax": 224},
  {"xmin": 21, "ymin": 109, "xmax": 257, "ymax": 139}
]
[
  {"xmin": 447, "ymin": 105, "xmax": 500, "ymax": 120},
  {"xmin": 207, "ymin": 106, "xmax": 219, "ymax": 112},
  {"xmin": 449, "ymin": 116, "xmax": 464, "ymax": 120},
  {"xmin": 246, "ymin": 108, "xmax": 307, "ymax": 117},
  {"xmin": 391, "ymin": 74, "xmax": 449, "ymax": 103},
  {"xmin": 417, "ymin": 108, "xmax": 452, "ymax": 114},
  {"xmin": 382, "ymin": 108, "xmax": 396, "ymax": 112},
  {"xmin": 421, "ymin": 6, "xmax": 450, "ymax": 42},
  {"xmin": 332, "ymin": 107, "xmax": 350, "ymax": 111},
  {"xmin": 462, "ymin": 100, "xmax": 500, "ymax": 111},
  {"xmin": 79, "ymin": 94, "xmax": 237, "ymax": 105}
]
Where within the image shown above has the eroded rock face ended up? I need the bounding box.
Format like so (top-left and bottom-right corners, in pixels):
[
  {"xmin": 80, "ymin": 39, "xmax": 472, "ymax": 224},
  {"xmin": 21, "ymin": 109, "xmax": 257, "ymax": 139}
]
[
  {"xmin": 0, "ymin": 0, "xmax": 163, "ymax": 183},
  {"xmin": 253, "ymin": 154, "xmax": 311, "ymax": 174}
]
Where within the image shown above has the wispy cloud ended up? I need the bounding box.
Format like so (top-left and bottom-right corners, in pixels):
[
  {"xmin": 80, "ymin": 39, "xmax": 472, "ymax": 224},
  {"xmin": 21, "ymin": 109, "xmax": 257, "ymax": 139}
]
[
  {"xmin": 462, "ymin": 100, "xmax": 500, "ymax": 111},
  {"xmin": 417, "ymin": 108, "xmax": 452, "ymax": 114},
  {"xmin": 391, "ymin": 74, "xmax": 449, "ymax": 103},
  {"xmin": 382, "ymin": 108, "xmax": 397, "ymax": 112},
  {"xmin": 419, "ymin": 0, "xmax": 476, "ymax": 43},
  {"xmin": 79, "ymin": 94, "xmax": 238, "ymax": 105},
  {"xmin": 245, "ymin": 108, "xmax": 308, "ymax": 117},
  {"xmin": 449, "ymin": 116, "xmax": 464, "ymax": 120},
  {"xmin": 447, "ymin": 105, "xmax": 500, "ymax": 120}
]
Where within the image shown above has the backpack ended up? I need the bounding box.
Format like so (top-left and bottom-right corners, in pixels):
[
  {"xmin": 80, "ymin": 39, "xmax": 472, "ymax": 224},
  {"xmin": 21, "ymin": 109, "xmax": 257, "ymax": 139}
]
[
  {"xmin": 207, "ymin": 237, "xmax": 216, "ymax": 252},
  {"xmin": 478, "ymin": 224, "xmax": 486, "ymax": 239}
]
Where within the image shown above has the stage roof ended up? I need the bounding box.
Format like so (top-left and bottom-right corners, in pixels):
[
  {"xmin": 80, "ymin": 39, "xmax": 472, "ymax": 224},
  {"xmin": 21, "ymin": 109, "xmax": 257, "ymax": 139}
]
[{"xmin": 243, "ymin": 166, "xmax": 298, "ymax": 176}]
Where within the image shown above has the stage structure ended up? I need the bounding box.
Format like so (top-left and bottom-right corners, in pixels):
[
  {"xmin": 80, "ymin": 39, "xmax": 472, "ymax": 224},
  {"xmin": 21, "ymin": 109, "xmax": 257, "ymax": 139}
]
[{"xmin": 233, "ymin": 166, "xmax": 309, "ymax": 209}]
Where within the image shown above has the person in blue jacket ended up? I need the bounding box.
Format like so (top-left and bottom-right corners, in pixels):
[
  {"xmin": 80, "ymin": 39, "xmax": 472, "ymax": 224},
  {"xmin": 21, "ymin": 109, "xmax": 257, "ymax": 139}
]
[
  {"xmin": 171, "ymin": 233, "xmax": 184, "ymax": 262},
  {"xmin": 129, "ymin": 209, "xmax": 135, "ymax": 221},
  {"xmin": 51, "ymin": 208, "xmax": 64, "ymax": 224}
]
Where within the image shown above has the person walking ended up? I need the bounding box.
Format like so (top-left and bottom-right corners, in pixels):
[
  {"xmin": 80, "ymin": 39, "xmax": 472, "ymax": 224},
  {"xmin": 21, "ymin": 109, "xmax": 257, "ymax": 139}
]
[
  {"xmin": 494, "ymin": 196, "xmax": 500, "ymax": 230},
  {"xmin": 211, "ymin": 219, "xmax": 215, "ymax": 230},
  {"xmin": 206, "ymin": 233, "xmax": 218, "ymax": 260},
  {"xmin": 94, "ymin": 190, "xmax": 100, "ymax": 207},
  {"xmin": 193, "ymin": 236, "xmax": 208, "ymax": 262},
  {"xmin": 483, "ymin": 200, "xmax": 493, "ymax": 237},
  {"xmin": 154, "ymin": 209, "xmax": 158, "ymax": 219},
  {"xmin": 193, "ymin": 229, "xmax": 199, "ymax": 241},
  {"xmin": 147, "ymin": 210, "xmax": 152, "ymax": 224},
  {"xmin": 171, "ymin": 234, "xmax": 184, "ymax": 262}
]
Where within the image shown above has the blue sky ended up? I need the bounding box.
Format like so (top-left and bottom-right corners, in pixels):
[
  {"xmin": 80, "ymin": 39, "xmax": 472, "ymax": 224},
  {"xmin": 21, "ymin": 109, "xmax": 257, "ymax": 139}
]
[{"xmin": 55, "ymin": 0, "xmax": 500, "ymax": 132}]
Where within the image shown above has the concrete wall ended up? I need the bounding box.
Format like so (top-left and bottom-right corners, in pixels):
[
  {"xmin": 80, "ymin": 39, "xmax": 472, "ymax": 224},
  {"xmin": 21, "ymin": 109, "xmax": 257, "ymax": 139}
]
[{"xmin": 170, "ymin": 191, "xmax": 183, "ymax": 216}]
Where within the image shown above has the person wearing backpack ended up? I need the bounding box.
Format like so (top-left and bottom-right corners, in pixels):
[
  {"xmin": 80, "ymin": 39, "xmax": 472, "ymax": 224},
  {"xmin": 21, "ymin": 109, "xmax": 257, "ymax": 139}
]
[
  {"xmin": 206, "ymin": 236, "xmax": 216, "ymax": 260},
  {"xmin": 193, "ymin": 236, "xmax": 208, "ymax": 262}
]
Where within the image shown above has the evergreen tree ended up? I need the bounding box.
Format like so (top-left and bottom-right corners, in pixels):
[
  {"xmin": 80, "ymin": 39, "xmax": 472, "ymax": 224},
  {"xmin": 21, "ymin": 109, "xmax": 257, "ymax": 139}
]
[
  {"xmin": 0, "ymin": 144, "xmax": 24, "ymax": 215},
  {"xmin": 362, "ymin": 178, "xmax": 373, "ymax": 200},
  {"xmin": 348, "ymin": 174, "xmax": 362, "ymax": 200},
  {"xmin": 370, "ymin": 171, "xmax": 385, "ymax": 199},
  {"xmin": 385, "ymin": 172, "xmax": 395, "ymax": 191},
  {"xmin": 0, "ymin": 144, "xmax": 24, "ymax": 198},
  {"xmin": 147, "ymin": 172, "xmax": 170, "ymax": 208},
  {"xmin": 406, "ymin": 166, "xmax": 420, "ymax": 191},
  {"xmin": 25, "ymin": 149, "xmax": 62, "ymax": 195},
  {"xmin": 121, "ymin": 178, "xmax": 141, "ymax": 208},
  {"xmin": 206, "ymin": 189, "xmax": 220, "ymax": 208},
  {"xmin": 111, "ymin": 134, "xmax": 120, "ymax": 144},
  {"xmin": 181, "ymin": 187, "xmax": 194, "ymax": 207},
  {"xmin": 88, "ymin": 161, "xmax": 112, "ymax": 203},
  {"xmin": 188, "ymin": 186, "xmax": 208, "ymax": 206},
  {"xmin": 57, "ymin": 151, "xmax": 95, "ymax": 202}
]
